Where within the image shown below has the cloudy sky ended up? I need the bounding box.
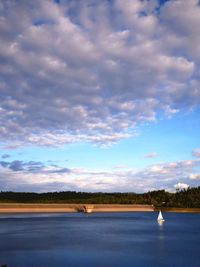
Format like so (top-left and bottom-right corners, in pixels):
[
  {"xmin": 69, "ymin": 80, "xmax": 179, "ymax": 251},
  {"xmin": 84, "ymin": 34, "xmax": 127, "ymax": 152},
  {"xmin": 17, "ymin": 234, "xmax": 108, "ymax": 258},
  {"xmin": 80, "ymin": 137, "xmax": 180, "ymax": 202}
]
[{"xmin": 0, "ymin": 0, "xmax": 200, "ymax": 193}]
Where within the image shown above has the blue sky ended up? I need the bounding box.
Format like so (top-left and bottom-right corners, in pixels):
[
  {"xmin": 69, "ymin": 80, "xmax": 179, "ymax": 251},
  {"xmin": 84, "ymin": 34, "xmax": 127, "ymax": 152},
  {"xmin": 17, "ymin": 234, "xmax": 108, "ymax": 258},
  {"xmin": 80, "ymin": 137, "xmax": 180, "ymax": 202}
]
[{"xmin": 0, "ymin": 0, "xmax": 200, "ymax": 192}]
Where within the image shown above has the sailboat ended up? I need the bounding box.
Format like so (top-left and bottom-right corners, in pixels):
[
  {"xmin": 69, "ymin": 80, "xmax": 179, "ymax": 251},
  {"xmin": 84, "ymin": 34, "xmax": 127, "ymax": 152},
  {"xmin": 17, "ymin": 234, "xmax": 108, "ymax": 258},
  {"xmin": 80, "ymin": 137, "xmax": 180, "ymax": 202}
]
[{"xmin": 157, "ymin": 210, "xmax": 165, "ymax": 223}]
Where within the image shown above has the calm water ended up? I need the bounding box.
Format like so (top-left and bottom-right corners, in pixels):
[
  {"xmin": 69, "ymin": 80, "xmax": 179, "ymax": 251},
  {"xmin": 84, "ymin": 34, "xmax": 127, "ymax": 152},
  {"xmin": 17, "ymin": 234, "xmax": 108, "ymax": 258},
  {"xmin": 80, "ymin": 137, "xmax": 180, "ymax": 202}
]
[{"xmin": 0, "ymin": 212, "xmax": 200, "ymax": 267}]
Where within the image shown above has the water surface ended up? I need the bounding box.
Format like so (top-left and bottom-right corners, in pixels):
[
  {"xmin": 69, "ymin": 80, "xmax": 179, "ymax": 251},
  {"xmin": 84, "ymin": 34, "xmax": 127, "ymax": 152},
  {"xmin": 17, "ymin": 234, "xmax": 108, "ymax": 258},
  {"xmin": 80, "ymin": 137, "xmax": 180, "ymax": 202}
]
[{"xmin": 0, "ymin": 212, "xmax": 200, "ymax": 267}]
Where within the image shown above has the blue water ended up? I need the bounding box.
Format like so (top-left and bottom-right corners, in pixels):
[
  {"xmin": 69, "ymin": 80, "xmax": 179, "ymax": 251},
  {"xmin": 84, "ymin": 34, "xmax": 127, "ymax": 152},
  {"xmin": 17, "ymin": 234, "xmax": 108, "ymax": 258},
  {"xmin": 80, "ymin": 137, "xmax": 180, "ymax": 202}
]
[{"xmin": 0, "ymin": 212, "xmax": 200, "ymax": 267}]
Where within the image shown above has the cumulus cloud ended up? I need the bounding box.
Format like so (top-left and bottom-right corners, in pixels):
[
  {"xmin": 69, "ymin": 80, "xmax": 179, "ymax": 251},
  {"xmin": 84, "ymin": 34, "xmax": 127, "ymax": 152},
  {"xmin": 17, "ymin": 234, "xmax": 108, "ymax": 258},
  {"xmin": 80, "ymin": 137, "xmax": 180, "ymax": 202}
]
[
  {"xmin": 192, "ymin": 148, "xmax": 200, "ymax": 157},
  {"xmin": 0, "ymin": 0, "xmax": 200, "ymax": 147},
  {"xmin": 174, "ymin": 182, "xmax": 189, "ymax": 191},
  {"xmin": 0, "ymin": 158, "xmax": 199, "ymax": 192},
  {"xmin": 189, "ymin": 173, "xmax": 200, "ymax": 180}
]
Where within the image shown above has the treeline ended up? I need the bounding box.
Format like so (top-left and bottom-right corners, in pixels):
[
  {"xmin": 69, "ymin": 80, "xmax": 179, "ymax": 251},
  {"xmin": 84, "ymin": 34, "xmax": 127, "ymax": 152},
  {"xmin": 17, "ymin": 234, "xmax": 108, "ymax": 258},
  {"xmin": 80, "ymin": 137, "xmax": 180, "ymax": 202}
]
[{"xmin": 0, "ymin": 186, "xmax": 200, "ymax": 208}]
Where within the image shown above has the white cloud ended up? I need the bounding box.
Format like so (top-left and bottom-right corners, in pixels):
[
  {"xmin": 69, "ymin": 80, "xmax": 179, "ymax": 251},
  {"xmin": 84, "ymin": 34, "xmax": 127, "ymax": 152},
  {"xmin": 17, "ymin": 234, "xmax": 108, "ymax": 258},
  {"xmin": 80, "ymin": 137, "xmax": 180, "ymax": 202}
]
[
  {"xmin": 174, "ymin": 182, "xmax": 189, "ymax": 191},
  {"xmin": 0, "ymin": 158, "xmax": 199, "ymax": 192},
  {"xmin": 192, "ymin": 148, "xmax": 200, "ymax": 157},
  {"xmin": 150, "ymin": 165, "xmax": 166, "ymax": 173},
  {"xmin": 0, "ymin": 0, "xmax": 200, "ymax": 147},
  {"xmin": 189, "ymin": 173, "xmax": 200, "ymax": 180}
]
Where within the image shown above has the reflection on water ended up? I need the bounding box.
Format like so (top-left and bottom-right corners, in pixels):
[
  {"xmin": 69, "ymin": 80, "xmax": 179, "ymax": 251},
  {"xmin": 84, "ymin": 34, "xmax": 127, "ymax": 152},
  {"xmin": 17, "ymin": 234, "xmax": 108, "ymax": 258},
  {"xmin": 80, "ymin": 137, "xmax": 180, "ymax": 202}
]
[
  {"xmin": 157, "ymin": 221, "xmax": 164, "ymax": 228},
  {"xmin": 0, "ymin": 212, "xmax": 200, "ymax": 267},
  {"xmin": 157, "ymin": 220, "xmax": 164, "ymax": 226}
]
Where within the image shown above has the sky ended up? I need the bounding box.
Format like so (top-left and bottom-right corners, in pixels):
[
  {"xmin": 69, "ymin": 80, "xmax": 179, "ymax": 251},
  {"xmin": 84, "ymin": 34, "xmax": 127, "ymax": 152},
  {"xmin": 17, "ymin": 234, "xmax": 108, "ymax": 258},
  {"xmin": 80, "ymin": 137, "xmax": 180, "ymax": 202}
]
[{"xmin": 0, "ymin": 0, "xmax": 200, "ymax": 193}]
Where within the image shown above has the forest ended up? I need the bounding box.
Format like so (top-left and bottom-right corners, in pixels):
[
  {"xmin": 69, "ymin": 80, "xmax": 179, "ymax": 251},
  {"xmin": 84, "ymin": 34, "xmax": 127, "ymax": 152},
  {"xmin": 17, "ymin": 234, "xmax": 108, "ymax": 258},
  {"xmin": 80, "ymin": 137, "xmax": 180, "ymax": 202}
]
[{"xmin": 0, "ymin": 186, "xmax": 200, "ymax": 208}]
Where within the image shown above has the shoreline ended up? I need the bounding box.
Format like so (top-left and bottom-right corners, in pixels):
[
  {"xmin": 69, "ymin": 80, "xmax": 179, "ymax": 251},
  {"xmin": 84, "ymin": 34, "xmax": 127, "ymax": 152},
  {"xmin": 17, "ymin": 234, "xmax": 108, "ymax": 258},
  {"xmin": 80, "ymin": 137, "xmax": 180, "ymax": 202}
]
[
  {"xmin": 0, "ymin": 203, "xmax": 153, "ymax": 213},
  {"xmin": 0, "ymin": 203, "xmax": 200, "ymax": 213},
  {"xmin": 157, "ymin": 207, "xmax": 200, "ymax": 213}
]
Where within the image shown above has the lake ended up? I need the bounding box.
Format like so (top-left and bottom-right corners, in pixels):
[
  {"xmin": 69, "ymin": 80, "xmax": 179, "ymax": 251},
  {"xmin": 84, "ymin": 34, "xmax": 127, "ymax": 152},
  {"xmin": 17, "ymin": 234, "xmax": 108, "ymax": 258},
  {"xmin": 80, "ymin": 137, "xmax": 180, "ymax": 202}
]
[{"xmin": 0, "ymin": 212, "xmax": 200, "ymax": 267}]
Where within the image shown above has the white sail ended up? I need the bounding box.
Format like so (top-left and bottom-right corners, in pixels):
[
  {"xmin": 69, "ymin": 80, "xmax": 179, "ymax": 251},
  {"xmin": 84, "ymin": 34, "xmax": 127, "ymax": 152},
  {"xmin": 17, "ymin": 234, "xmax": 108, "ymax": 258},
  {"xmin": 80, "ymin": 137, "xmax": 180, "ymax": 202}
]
[{"xmin": 157, "ymin": 210, "xmax": 164, "ymax": 221}]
